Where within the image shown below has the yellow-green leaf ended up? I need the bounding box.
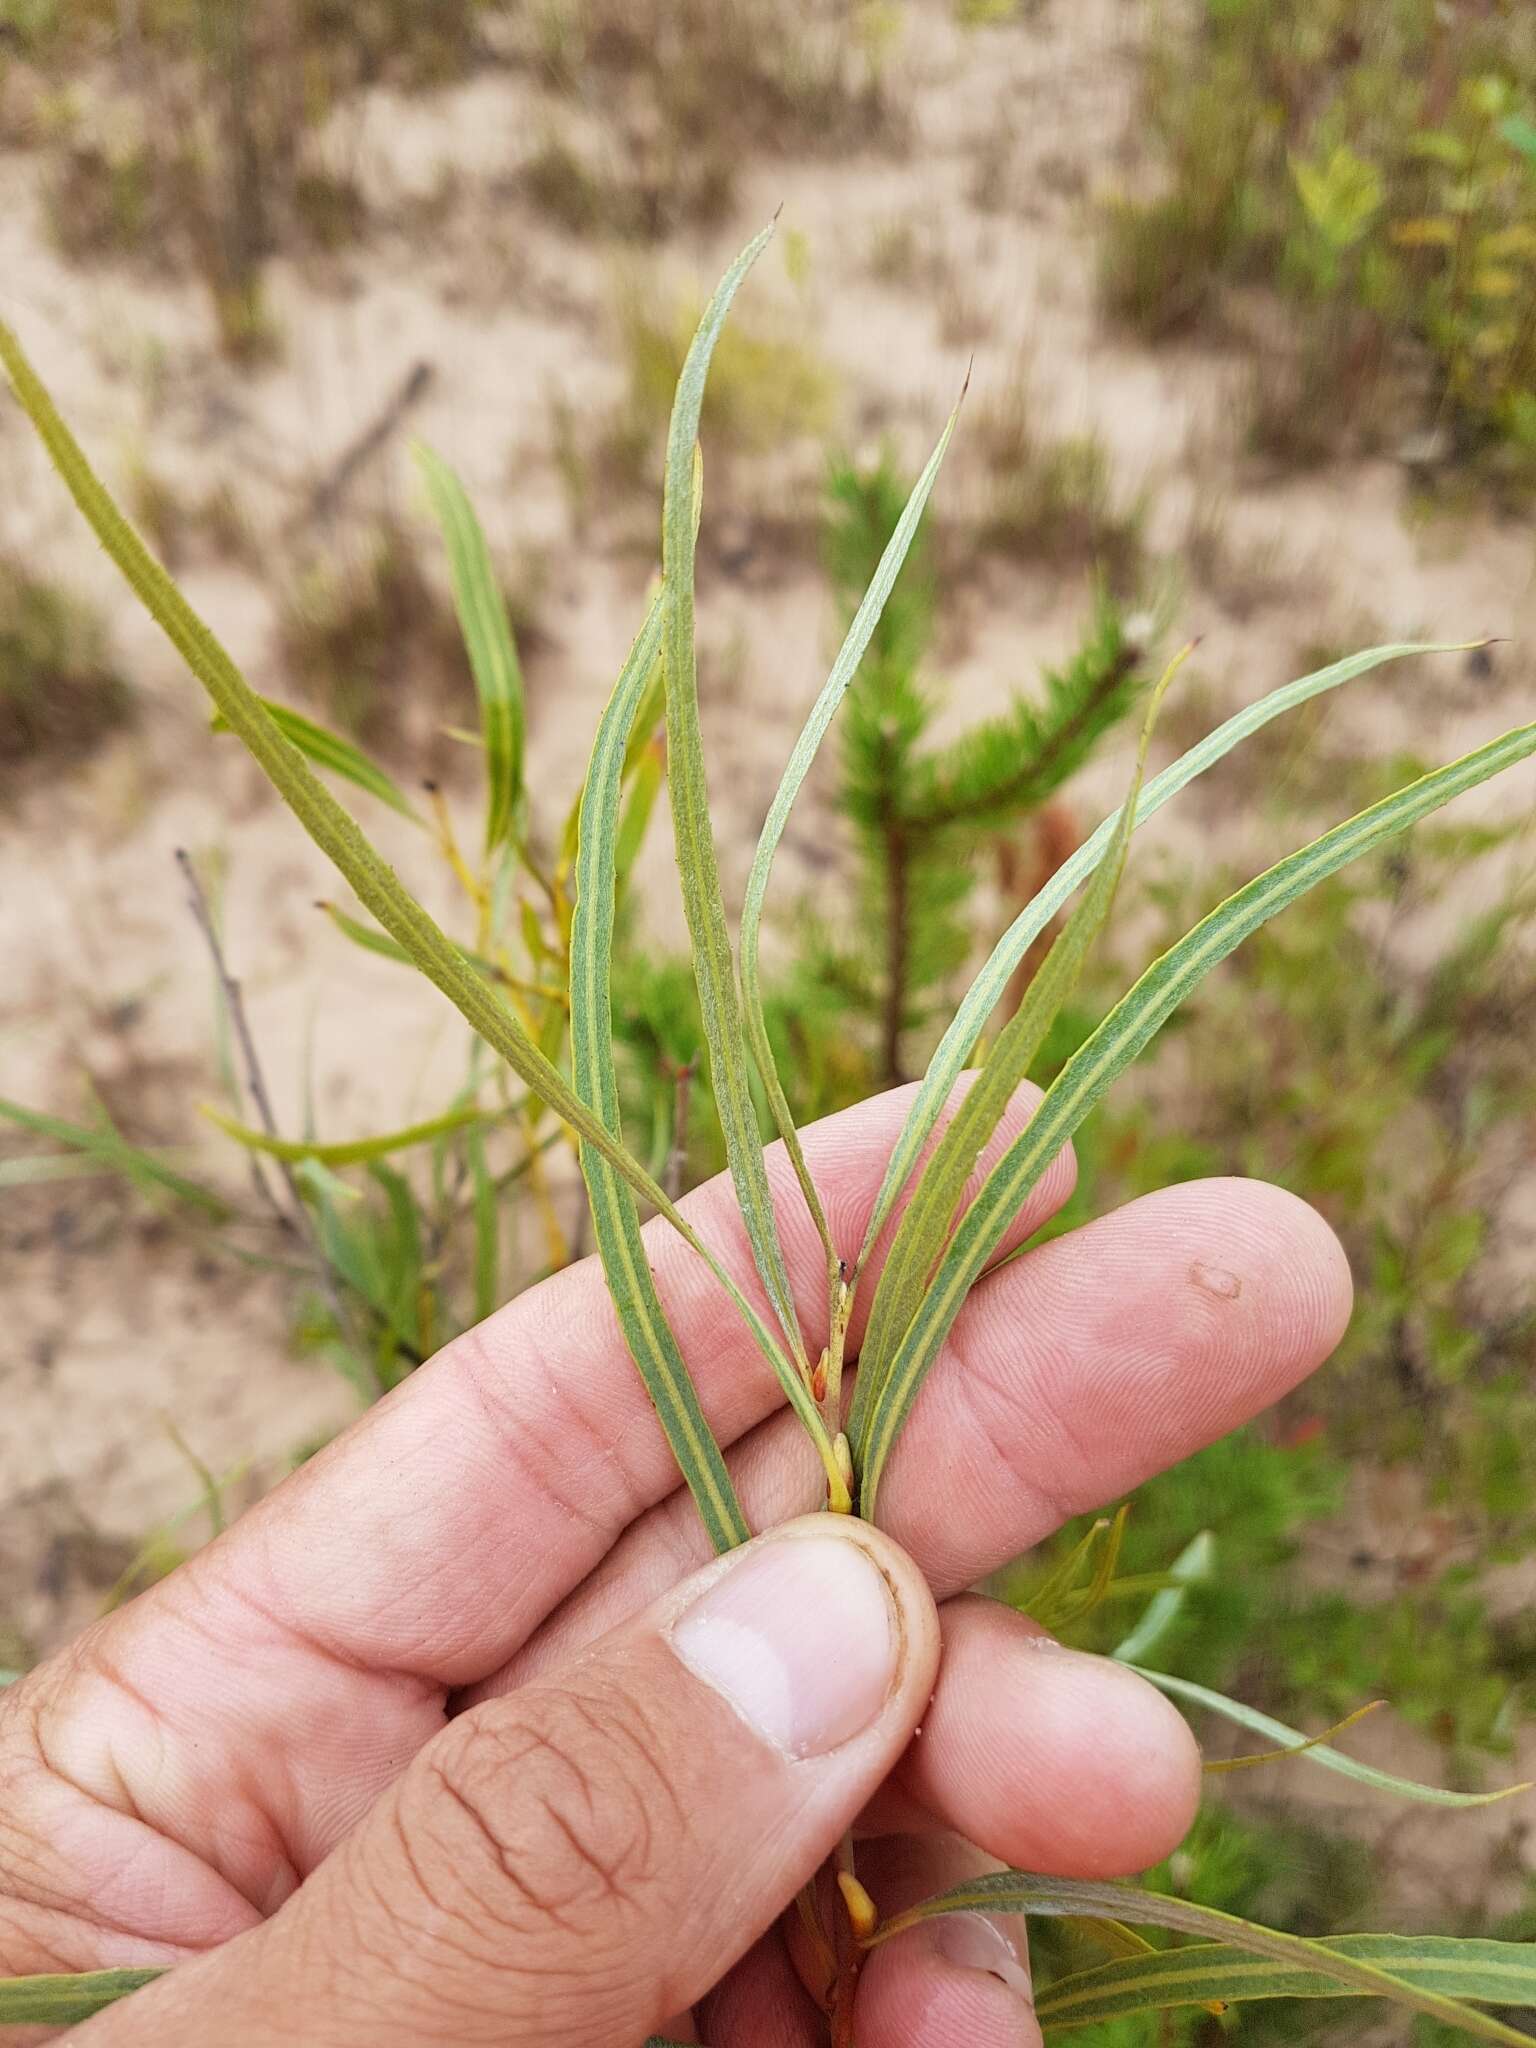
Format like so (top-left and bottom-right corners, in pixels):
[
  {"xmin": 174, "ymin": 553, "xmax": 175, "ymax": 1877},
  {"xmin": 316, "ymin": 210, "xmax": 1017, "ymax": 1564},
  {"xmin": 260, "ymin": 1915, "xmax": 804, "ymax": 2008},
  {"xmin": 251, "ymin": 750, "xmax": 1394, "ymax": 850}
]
[
  {"xmin": 569, "ymin": 588, "xmax": 752, "ymax": 1552},
  {"xmin": 214, "ymin": 700, "xmax": 421, "ymax": 820},
  {"xmin": 1128, "ymin": 1665, "xmax": 1532, "ymax": 1807},
  {"xmin": 0, "ymin": 1969, "xmax": 163, "ymax": 2026},
  {"xmin": 1035, "ymin": 1934, "xmax": 1536, "ymax": 2032},
  {"xmin": 203, "ymin": 1102, "xmax": 495, "ymax": 1169},
  {"xmin": 869, "ymin": 1874, "xmax": 1536, "ymax": 2045},
  {"xmin": 414, "ymin": 443, "xmax": 525, "ymax": 854},
  {"xmin": 659, "ymin": 225, "xmax": 815, "ymax": 1386}
]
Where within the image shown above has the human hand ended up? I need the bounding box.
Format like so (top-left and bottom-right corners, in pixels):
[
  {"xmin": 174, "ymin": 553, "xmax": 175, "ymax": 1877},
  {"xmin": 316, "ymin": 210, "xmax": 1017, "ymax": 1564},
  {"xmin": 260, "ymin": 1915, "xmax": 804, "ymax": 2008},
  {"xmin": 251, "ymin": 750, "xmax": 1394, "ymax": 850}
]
[{"xmin": 0, "ymin": 1081, "xmax": 1350, "ymax": 2046}]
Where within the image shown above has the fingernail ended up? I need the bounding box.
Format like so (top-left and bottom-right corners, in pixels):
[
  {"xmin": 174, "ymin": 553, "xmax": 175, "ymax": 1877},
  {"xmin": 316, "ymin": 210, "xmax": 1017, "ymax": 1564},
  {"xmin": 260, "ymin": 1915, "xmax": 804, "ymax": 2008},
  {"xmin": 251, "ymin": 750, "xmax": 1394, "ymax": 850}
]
[
  {"xmin": 931, "ymin": 1913, "xmax": 1032, "ymax": 1997},
  {"xmin": 670, "ymin": 1533, "xmax": 899, "ymax": 1759}
]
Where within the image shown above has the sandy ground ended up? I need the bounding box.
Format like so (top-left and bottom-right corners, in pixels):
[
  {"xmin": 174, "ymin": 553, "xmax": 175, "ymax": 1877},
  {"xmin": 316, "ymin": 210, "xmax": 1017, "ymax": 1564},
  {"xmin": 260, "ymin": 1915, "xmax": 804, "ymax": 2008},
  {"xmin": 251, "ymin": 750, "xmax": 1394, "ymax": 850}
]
[{"xmin": 2, "ymin": 0, "xmax": 1535, "ymax": 1940}]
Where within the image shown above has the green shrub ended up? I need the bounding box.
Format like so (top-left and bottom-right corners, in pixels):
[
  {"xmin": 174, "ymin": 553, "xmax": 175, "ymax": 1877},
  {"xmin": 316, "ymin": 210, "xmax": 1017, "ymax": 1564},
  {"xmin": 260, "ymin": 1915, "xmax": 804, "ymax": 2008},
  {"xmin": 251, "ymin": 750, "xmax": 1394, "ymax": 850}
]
[
  {"xmin": 0, "ymin": 560, "xmax": 130, "ymax": 769},
  {"xmin": 1103, "ymin": 0, "xmax": 1536, "ymax": 482}
]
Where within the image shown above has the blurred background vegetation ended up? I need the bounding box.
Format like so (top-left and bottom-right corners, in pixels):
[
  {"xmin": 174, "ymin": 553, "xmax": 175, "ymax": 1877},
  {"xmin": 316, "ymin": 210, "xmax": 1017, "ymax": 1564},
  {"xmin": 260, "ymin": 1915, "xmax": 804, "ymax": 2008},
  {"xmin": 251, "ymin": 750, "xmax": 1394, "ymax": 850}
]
[{"xmin": 1, "ymin": 2, "xmax": 1535, "ymax": 2039}]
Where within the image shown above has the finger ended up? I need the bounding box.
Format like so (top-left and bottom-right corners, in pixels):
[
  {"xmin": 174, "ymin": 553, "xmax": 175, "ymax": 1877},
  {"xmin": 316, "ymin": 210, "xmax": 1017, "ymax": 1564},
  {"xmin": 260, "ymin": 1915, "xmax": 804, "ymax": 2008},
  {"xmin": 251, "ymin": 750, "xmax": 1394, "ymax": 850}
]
[
  {"xmin": 71, "ymin": 1519, "xmax": 940, "ymax": 2048},
  {"xmin": 473, "ymin": 1176, "xmax": 1348, "ymax": 1698},
  {"xmin": 884, "ymin": 1596, "xmax": 1200, "ymax": 1876},
  {"xmin": 852, "ymin": 1835, "xmax": 1038, "ymax": 2048},
  {"xmin": 699, "ymin": 1932, "xmax": 825, "ymax": 2048}
]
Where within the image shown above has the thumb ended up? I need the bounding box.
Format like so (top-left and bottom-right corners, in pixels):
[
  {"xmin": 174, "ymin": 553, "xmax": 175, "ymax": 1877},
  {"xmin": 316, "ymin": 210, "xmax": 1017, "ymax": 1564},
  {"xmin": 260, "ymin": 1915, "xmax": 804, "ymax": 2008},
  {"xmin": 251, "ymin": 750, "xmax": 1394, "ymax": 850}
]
[{"xmin": 79, "ymin": 1517, "xmax": 939, "ymax": 2048}]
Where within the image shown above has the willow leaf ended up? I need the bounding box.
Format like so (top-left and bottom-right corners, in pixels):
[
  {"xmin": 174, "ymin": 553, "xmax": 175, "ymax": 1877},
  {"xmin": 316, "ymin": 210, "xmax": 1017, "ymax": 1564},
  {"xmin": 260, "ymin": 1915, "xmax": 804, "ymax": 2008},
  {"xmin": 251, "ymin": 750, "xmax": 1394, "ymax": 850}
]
[
  {"xmin": 570, "ymin": 591, "xmax": 752, "ymax": 1552},
  {"xmin": 866, "ymin": 1874, "xmax": 1534, "ymax": 2045},
  {"xmin": 1110, "ymin": 1529, "xmax": 1214, "ymax": 1665},
  {"xmin": 0, "ymin": 311, "xmax": 755, "ymax": 1285},
  {"xmin": 1128, "ymin": 1665, "xmax": 1532, "ymax": 1807},
  {"xmin": 616, "ymin": 736, "xmax": 665, "ymax": 890},
  {"xmin": 739, "ymin": 393, "xmax": 964, "ymax": 1266},
  {"xmin": 414, "ymin": 443, "xmax": 525, "ymax": 854},
  {"xmin": 204, "ymin": 1102, "xmax": 494, "ymax": 1169},
  {"xmin": 214, "ymin": 700, "xmax": 421, "ymax": 820},
  {"xmin": 0, "ymin": 1969, "xmax": 163, "ymax": 2026},
  {"xmin": 0, "ymin": 1097, "xmax": 227, "ymax": 1217},
  {"xmin": 854, "ymin": 639, "xmax": 1477, "ymax": 1275},
  {"xmin": 854, "ymin": 717, "xmax": 1536, "ymax": 1513},
  {"xmin": 850, "ymin": 652, "xmax": 1175, "ymax": 1451},
  {"xmin": 660, "ymin": 223, "xmax": 810, "ymax": 1373},
  {"xmin": 1035, "ymin": 1934, "xmax": 1536, "ymax": 2031}
]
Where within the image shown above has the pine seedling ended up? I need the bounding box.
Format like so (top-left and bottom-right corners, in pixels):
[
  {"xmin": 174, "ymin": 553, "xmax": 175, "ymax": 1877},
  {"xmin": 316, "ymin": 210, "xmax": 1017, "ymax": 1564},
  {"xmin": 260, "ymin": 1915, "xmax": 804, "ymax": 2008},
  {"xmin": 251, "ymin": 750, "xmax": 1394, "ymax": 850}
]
[
  {"xmin": 817, "ymin": 450, "xmax": 1147, "ymax": 1081},
  {"xmin": 4, "ymin": 226, "xmax": 1536, "ymax": 2041}
]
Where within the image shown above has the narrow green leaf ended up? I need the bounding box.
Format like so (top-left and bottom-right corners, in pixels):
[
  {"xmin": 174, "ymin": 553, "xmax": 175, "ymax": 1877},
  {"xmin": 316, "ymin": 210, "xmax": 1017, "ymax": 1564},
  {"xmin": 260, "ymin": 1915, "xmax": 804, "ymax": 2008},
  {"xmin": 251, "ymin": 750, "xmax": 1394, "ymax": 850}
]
[
  {"xmin": 214, "ymin": 699, "xmax": 421, "ymax": 820},
  {"xmin": 850, "ymin": 651, "xmax": 1175, "ymax": 1453},
  {"xmin": 318, "ymin": 901, "xmax": 416, "ymax": 964},
  {"xmin": 204, "ymin": 1102, "xmax": 493, "ymax": 1167},
  {"xmin": 854, "ymin": 717, "xmax": 1536, "ymax": 1514},
  {"xmin": 0, "ymin": 1969, "xmax": 163, "ymax": 2026},
  {"xmin": 1128, "ymin": 1665, "xmax": 1532, "ymax": 1807},
  {"xmin": 569, "ymin": 589, "xmax": 753, "ymax": 1552},
  {"xmin": 855, "ymin": 640, "xmax": 1478, "ymax": 1275},
  {"xmin": 0, "ymin": 1151, "xmax": 195, "ymax": 1188},
  {"xmin": 1110, "ymin": 1529, "xmax": 1214, "ymax": 1665},
  {"xmin": 0, "ymin": 311, "xmax": 759, "ymax": 1290},
  {"xmin": 1035, "ymin": 1934, "xmax": 1536, "ymax": 2031},
  {"xmin": 414, "ymin": 443, "xmax": 525, "ymax": 854},
  {"xmin": 468, "ymin": 1128, "xmax": 498, "ymax": 1323},
  {"xmin": 369, "ymin": 1162, "xmax": 425, "ymax": 1351},
  {"xmin": 660, "ymin": 223, "xmax": 811, "ymax": 1374},
  {"xmin": 615, "ymin": 735, "xmax": 665, "ymax": 890},
  {"xmin": 739, "ymin": 393, "xmax": 964, "ymax": 1268},
  {"xmin": 0, "ymin": 1097, "xmax": 228, "ymax": 1217},
  {"xmin": 867, "ymin": 1874, "xmax": 1535, "ymax": 2045}
]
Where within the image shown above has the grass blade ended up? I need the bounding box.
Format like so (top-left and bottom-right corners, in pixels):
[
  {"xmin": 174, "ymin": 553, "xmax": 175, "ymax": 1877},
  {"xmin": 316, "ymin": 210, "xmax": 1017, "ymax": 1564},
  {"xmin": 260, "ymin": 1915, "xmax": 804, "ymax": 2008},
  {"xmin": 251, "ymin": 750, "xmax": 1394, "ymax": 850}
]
[
  {"xmin": 214, "ymin": 700, "xmax": 422, "ymax": 821},
  {"xmin": 849, "ymin": 651, "xmax": 1178, "ymax": 1450},
  {"xmin": 0, "ymin": 309, "xmax": 769, "ymax": 1289},
  {"xmin": 1035, "ymin": 1935, "xmax": 1536, "ymax": 2031},
  {"xmin": 570, "ymin": 589, "xmax": 753, "ymax": 1552},
  {"xmin": 414, "ymin": 443, "xmax": 525, "ymax": 854},
  {"xmin": 1109, "ymin": 1529, "xmax": 1214, "ymax": 1665},
  {"xmin": 854, "ymin": 639, "xmax": 1479, "ymax": 1276},
  {"xmin": 866, "ymin": 1874, "xmax": 1535, "ymax": 2044},
  {"xmin": 1128, "ymin": 1665, "xmax": 1531, "ymax": 1807},
  {"xmin": 739, "ymin": 393, "xmax": 965, "ymax": 1267},
  {"xmin": 0, "ymin": 1970, "xmax": 163, "ymax": 2026},
  {"xmin": 854, "ymin": 717, "xmax": 1536, "ymax": 1514},
  {"xmin": 204, "ymin": 1103, "xmax": 494, "ymax": 1167},
  {"xmin": 0, "ymin": 1097, "xmax": 228, "ymax": 1217},
  {"xmin": 660, "ymin": 224, "xmax": 812, "ymax": 1374}
]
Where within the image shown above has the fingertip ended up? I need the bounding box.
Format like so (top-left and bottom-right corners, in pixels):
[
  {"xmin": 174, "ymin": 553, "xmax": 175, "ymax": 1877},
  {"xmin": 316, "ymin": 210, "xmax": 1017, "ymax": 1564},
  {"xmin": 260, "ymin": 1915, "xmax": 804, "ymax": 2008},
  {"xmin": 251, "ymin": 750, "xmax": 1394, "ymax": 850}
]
[
  {"xmin": 1228, "ymin": 1176, "xmax": 1354, "ymax": 1360},
  {"xmin": 899, "ymin": 1599, "xmax": 1202, "ymax": 1879}
]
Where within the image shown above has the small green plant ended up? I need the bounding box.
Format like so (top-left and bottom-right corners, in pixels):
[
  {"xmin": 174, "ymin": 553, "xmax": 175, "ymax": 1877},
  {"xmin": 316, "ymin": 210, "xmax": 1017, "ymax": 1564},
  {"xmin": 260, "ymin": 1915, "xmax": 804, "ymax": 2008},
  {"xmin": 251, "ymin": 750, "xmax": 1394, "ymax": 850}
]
[
  {"xmin": 805, "ymin": 449, "xmax": 1147, "ymax": 1082},
  {"xmin": 1102, "ymin": 0, "xmax": 1536, "ymax": 482},
  {"xmin": 278, "ymin": 519, "xmax": 486, "ymax": 753},
  {"xmin": 3, "ymin": 228, "xmax": 1536, "ymax": 2040},
  {"xmin": 0, "ymin": 559, "xmax": 130, "ymax": 770}
]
